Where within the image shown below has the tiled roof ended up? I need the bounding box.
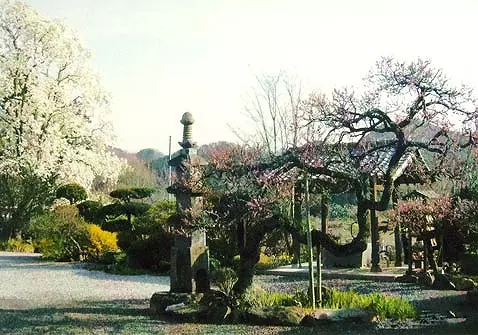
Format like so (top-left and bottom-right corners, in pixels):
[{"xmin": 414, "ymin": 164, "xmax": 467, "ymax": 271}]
[{"xmin": 266, "ymin": 144, "xmax": 430, "ymax": 186}]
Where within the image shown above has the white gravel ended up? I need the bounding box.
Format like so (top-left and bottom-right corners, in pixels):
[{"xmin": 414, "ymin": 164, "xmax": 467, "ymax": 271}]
[{"xmin": 0, "ymin": 252, "xmax": 169, "ymax": 309}]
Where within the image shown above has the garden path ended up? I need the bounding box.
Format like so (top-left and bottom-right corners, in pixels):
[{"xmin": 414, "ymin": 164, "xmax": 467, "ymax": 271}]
[
  {"xmin": 0, "ymin": 251, "xmax": 169, "ymax": 309},
  {"xmin": 1, "ymin": 252, "xmax": 477, "ymax": 334}
]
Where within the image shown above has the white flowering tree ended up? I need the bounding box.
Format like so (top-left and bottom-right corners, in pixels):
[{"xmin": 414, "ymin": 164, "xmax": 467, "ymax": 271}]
[{"xmin": 0, "ymin": 1, "xmax": 125, "ymax": 237}]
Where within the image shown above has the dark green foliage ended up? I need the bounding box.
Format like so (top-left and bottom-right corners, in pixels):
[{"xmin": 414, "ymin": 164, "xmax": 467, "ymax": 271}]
[
  {"xmin": 99, "ymin": 201, "xmax": 151, "ymax": 235},
  {"xmin": 102, "ymin": 219, "xmax": 131, "ymax": 233},
  {"xmin": 56, "ymin": 183, "xmax": 87, "ymax": 204},
  {"xmin": 329, "ymin": 203, "xmax": 354, "ymax": 220},
  {"xmin": 457, "ymin": 186, "xmax": 478, "ymax": 201},
  {"xmin": 146, "ymin": 200, "xmax": 175, "ymax": 226},
  {"xmin": 99, "ymin": 197, "xmax": 176, "ymax": 273},
  {"xmin": 123, "ymin": 202, "xmax": 151, "ymax": 217},
  {"xmin": 208, "ymin": 231, "xmax": 238, "ymax": 267},
  {"xmin": 460, "ymin": 253, "xmax": 478, "ymax": 275},
  {"xmin": 209, "ymin": 261, "xmax": 238, "ymax": 296},
  {"xmin": 109, "ymin": 187, "xmax": 155, "ymax": 202},
  {"xmin": 101, "ymin": 202, "xmax": 151, "ymax": 219},
  {"xmin": 76, "ymin": 200, "xmax": 103, "ymax": 224},
  {"xmin": 126, "ymin": 231, "xmax": 172, "ymax": 272},
  {"xmin": 117, "ymin": 230, "xmax": 136, "ymax": 250},
  {"xmin": 0, "ymin": 167, "xmax": 57, "ymax": 239},
  {"xmin": 99, "ymin": 203, "xmax": 124, "ymax": 219},
  {"xmin": 29, "ymin": 205, "xmax": 89, "ymax": 261},
  {"xmin": 309, "ymin": 197, "xmax": 353, "ymax": 221},
  {"xmin": 454, "ymin": 199, "xmax": 478, "ymax": 254},
  {"xmin": 132, "ymin": 200, "xmax": 175, "ymax": 237}
]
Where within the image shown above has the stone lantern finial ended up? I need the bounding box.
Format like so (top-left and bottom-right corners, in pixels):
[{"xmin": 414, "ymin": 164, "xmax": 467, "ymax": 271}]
[{"xmin": 179, "ymin": 112, "xmax": 195, "ymax": 148}]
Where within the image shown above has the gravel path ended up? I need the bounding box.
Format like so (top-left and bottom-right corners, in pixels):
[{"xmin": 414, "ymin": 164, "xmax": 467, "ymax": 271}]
[
  {"xmin": 1, "ymin": 252, "xmax": 477, "ymax": 334},
  {"xmin": 0, "ymin": 252, "xmax": 169, "ymax": 309}
]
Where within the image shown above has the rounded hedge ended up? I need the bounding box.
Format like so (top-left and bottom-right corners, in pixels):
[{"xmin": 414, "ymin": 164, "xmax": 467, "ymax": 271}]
[{"xmin": 56, "ymin": 183, "xmax": 87, "ymax": 204}]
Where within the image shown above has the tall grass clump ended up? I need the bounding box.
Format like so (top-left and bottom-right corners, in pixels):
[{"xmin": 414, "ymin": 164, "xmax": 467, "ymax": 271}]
[
  {"xmin": 323, "ymin": 289, "xmax": 418, "ymax": 320},
  {"xmin": 238, "ymin": 286, "xmax": 297, "ymax": 309}
]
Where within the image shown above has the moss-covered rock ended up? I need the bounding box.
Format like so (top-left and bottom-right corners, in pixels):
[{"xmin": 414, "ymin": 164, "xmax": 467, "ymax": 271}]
[
  {"xmin": 244, "ymin": 306, "xmax": 304, "ymax": 326},
  {"xmin": 301, "ymin": 308, "xmax": 373, "ymax": 326},
  {"xmin": 453, "ymin": 277, "xmax": 476, "ymax": 291},
  {"xmin": 150, "ymin": 292, "xmax": 192, "ymax": 315},
  {"xmin": 150, "ymin": 290, "xmax": 232, "ymax": 324}
]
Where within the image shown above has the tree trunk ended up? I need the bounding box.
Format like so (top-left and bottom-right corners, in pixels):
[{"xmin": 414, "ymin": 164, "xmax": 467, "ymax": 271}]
[
  {"xmin": 232, "ymin": 217, "xmax": 283, "ymax": 296},
  {"xmin": 394, "ymin": 224, "xmax": 403, "ymax": 266},
  {"xmin": 233, "ymin": 245, "xmax": 261, "ymax": 296}
]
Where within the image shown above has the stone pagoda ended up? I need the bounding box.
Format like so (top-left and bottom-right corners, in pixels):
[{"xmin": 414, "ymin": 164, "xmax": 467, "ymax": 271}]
[{"xmin": 167, "ymin": 112, "xmax": 210, "ymax": 293}]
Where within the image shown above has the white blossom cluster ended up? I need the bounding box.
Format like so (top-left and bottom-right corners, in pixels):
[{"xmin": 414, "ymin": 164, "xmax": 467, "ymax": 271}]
[{"xmin": 0, "ymin": 1, "xmax": 125, "ymax": 190}]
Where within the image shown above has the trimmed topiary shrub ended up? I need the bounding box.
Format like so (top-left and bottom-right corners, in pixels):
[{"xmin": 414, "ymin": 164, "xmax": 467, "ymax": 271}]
[
  {"xmin": 102, "ymin": 218, "xmax": 131, "ymax": 233},
  {"xmin": 77, "ymin": 200, "xmax": 103, "ymax": 224},
  {"xmin": 109, "ymin": 187, "xmax": 155, "ymax": 202},
  {"xmin": 56, "ymin": 183, "xmax": 87, "ymax": 204}
]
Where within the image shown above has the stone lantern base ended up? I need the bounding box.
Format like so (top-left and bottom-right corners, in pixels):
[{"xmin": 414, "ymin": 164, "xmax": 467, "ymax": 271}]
[{"xmin": 170, "ymin": 230, "xmax": 210, "ymax": 293}]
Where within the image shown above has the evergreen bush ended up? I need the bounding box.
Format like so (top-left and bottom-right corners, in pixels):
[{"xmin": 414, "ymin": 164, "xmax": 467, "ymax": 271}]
[
  {"xmin": 29, "ymin": 205, "xmax": 89, "ymax": 261},
  {"xmin": 56, "ymin": 183, "xmax": 87, "ymax": 204}
]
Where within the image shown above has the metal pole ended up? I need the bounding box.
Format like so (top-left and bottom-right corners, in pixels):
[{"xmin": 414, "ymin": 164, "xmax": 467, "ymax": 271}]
[
  {"xmin": 168, "ymin": 135, "xmax": 172, "ymax": 201},
  {"xmin": 305, "ymin": 171, "xmax": 315, "ymax": 309}
]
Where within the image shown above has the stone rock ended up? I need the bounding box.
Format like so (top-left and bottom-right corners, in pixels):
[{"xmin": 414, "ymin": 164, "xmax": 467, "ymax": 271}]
[
  {"xmin": 165, "ymin": 303, "xmax": 185, "ymax": 312},
  {"xmin": 395, "ymin": 274, "xmax": 419, "ymax": 284},
  {"xmin": 452, "ymin": 277, "xmax": 476, "ymax": 291},
  {"xmin": 301, "ymin": 308, "xmax": 373, "ymax": 326},
  {"xmin": 432, "ymin": 273, "xmax": 456, "ymax": 290},
  {"xmin": 150, "ymin": 290, "xmax": 232, "ymax": 324},
  {"xmin": 417, "ymin": 271, "xmax": 435, "ymax": 286},
  {"xmin": 331, "ymin": 308, "xmax": 373, "ymax": 322},
  {"xmin": 445, "ymin": 317, "xmax": 467, "ymax": 324},
  {"xmin": 246, "ymin": 306, "xmax": 304, "ymax": 326},
  {"xmin": 150, "ymin": 292, "xmax": 192, "ymax": 315},
  {"xmin": 300, "ymin": 309, "xmax": 332, "ymax": 326},
  {"xmin": 166, "ymin": 303, "xmax": 208, "ymax": 322},
  {"xmin": 205, "ymin": 304, "xmax": 232, "ymax": 323}
]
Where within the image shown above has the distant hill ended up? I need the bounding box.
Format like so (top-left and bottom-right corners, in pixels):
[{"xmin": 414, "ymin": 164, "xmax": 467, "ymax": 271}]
[
  {"xmin": 111, "ymin": 147, "xmax": 159, "ymax": 189},
  {"xmin": 136, "ymin": 148, "xmax": 164, "ymax": 163}
]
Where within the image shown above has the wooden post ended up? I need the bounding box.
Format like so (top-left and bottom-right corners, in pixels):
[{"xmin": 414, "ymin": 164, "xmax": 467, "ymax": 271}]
[
  {"xmin": 392, "ymin": 187, "xmax": 403, "ymax": 267},
  {"xmin": 407, "ymin": 230, "xmax": 413, "ymax": 275},
  {"xmin": 370, "ymin": 176, "xmax": 382, "ymax": 272},
  {"xmin": 305, "ymin": 172, "xmax": 315, "ymax": 309},
  {"xmin": 317, "ymin": 193, "xmax": 329, "ymax": 307},
  {"xmin": 292, "ymin": 185, "xmax": 302, "ymax": 268}
]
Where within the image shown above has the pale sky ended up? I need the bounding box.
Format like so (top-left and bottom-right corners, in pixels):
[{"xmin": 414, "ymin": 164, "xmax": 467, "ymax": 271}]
[{"xmin": 24, "ymin": 0, "xmax": 478, "ymax": 154}]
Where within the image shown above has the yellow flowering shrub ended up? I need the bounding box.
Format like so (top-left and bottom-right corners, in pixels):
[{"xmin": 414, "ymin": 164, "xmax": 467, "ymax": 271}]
[
  {"xmin": 6, "ymin": 238, "xmax": 35, "ymax": 253},
  {"xmin": 87, "ymin": 224, "xmax": 119, "ymax": 259}
]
